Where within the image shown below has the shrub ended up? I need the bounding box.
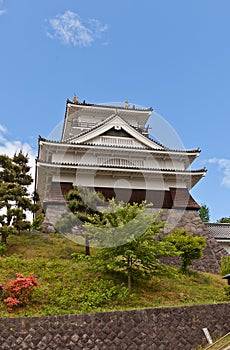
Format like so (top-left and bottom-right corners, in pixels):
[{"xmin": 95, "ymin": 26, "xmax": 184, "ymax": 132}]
[
  {"xmin": 31, "ymin": 214, "xmax": 45, "ymax": 231},
  {"xmin": 220, "ymin": 256, "xmax": 230, "ymax": 276},
  {"xmin": 220, "ymin": 257, "xmax": 230, "ymax": 300},
  {"xmin": 0, "ymin": 243, "xmax": 7, "ymax": 256},
  {"xmin": 2, "ymin": 273, "xmax": 39, "ymax": 312},
  {"xmin": 224, "ymin": 286, "xmax": 230, "ymax": 300},
  {"xmin": 76, "ymin": 278, "xmax": 131, "ymax": 312}
]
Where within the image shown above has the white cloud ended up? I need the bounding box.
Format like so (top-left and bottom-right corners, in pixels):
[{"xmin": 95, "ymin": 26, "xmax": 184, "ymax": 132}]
[
  {"xmin": 207, "ymin": 158, "xmax": 230, "ymax": 188},
  {"xmin": 0, "ymin": 0, "xmax": 6, "ymax": 16},
  {"xmin": 0, "ymin": 124, "xmax": 36, "ymax": 180},
  {"xmin": 0, "ymin": 124, "xmax": 7, "ymax": 142},
  {"xmin": 46, "ymin": 10, "xmax": 108, "ymax": 47},
  {"xmin": 0, "ymin": 124, "xmax": 6, "ymax": 133}
]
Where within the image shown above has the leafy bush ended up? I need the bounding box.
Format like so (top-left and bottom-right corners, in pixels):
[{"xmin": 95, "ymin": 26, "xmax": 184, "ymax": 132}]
[
  {"xmin": 220, "ymin": 256, "xmax": 230, "ymax": 276},
  {"xmin": 220, "ymin": 257, "xmax": 230, "ymax": 300},
  {"xmin": 1, "ymin": 273, "xmax": 39, "ymax": 312},
  {"xmin": 70, "ymin": 252, "xmax": 93, "ymax": 262},
  {"xmin": 0, "ymin": 243, "xmax": 7, "ymax": 256},
  {"xmin": 39, "ymin": 276, "xmax": 131, "ymax": 314},
  {"xmin": 76, "ymin": 278, "xmax": 131, "ymax": 312},
  {"xmin": 224, "ymin": 286, "xmax": 230, "ymax": 300},
  {"xmin": 31, "ymin": 214, "xmax": 45, "ymax": 231}
]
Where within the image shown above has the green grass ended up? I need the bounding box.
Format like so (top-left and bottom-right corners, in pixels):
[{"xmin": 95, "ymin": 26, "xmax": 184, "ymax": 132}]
[{"xmin": 0, "ymin": 231, "xmax": 228, "ymax": 318}]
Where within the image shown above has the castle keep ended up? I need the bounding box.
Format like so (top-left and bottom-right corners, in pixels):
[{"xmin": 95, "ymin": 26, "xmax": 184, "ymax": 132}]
[
  {"xmin": 36, "ymin": 98, "xmax": 205, "ymax": 209},
  {"xmin": 35, "ymin": 97, "xmax": 227, "ymax": 272}
]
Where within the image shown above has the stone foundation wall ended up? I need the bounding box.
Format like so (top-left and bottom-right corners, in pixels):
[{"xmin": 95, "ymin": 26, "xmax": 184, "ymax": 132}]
[
  {"xmin": 43, "ymin": 203, "xmax": 67, "ymax": 233},
  {"xmin": 154, "ymin": 209, "xmax": 229, "ymax": 274},
  {"xmin": 0, "ymin": 303, "xmax": 230, "ymax": 349},
  {"xmin": 44, "ymin": 203, "xmax": 67, "ymax": 226}
]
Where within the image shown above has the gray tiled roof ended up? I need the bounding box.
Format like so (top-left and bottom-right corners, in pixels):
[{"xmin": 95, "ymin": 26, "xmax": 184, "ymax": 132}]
[
  {"xmin": 36, "ymin": 159, "xmax": 206, "ymax": 174},
  {"xmin": 66, "ymin": 99, "xmax": 153, "ymax": 112},
  {"xmin": 38, "ymin": 136, "xmax": 201, "ymax": 154},
  {"xmin": 205, "ymin": 223, "xmax": 230, "ymax": 240}
]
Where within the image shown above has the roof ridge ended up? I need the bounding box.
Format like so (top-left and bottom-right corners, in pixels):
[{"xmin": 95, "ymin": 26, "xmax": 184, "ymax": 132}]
[{"xmin": 66, "ymin": 99, "xmax": 153, "ymax": 112}]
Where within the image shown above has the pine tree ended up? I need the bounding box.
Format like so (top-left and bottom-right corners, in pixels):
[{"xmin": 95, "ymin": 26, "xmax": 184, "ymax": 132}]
[
  {"xmin": 0, "ymin": 151, "xmax": 36, "ymax": 243},
  {"xmin": 55, "ymin": 186, "xmax": 105, "ymax": 255},
  {"xmin": 198, "ymin": 204, "xmax": 210, "ymax": 222}
]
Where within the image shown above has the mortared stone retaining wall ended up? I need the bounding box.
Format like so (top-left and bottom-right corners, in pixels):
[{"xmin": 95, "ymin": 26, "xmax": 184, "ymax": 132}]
[{"xmin": 0, "ymin": 303, "xmax": 230, "ymax": 349}]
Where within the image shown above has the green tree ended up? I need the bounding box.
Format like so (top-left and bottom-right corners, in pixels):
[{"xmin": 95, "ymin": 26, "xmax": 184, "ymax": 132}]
[
  {"xmin": 217, "ymin": 217, "xmax": 230, "ymax": 223},
  {"xmin": 220, "ymin": 256, "xmax": 230, "ymax": 276},
  {"xmin": 55, "ymin": 186, "xmax": 105, "ymax": 255},
  {"xmin": 165, "ymin": 229, "xmax": 206, "ymax": 274},
  {"xmin": 220, "ymin": 257, "xmax": 230, "ymax": 300},
  {"xmin": 198, "ymin": 204, "xmax": 210, "ymax": 222},
  {"xmin": 86, "ymin": 200, "xmax": 179, "ymax": 290},
  {"xmin": 0, "ymin": 151, "xmax": 36, "ymax": 243}
]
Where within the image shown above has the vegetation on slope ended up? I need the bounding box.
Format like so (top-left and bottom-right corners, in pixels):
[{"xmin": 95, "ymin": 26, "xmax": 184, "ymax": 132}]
[{"xmin": 0, "ymin": 231, "xmax": 228, "ymax": 318}]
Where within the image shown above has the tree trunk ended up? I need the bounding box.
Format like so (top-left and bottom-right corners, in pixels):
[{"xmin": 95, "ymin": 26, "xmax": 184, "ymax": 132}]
[
  {"xmin": 127, "ymin": 256, "xmax": 132, "ymax": 290},
  {"xmin": 85, "ymin": 235, "xmax": 90, "ymax": 256},
  {"xmin": 127, "ymin": 268, "xmax": 131, "ymax": 290}
]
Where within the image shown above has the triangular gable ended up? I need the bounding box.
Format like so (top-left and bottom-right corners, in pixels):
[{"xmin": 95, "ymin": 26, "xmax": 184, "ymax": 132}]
[
  {"xmin": 86, "ymin": 129, "xmax": 148, "ymax": 149},
  {"xmin": 67, "ymin": 114, "xmax": 165, "ymax": 150}
]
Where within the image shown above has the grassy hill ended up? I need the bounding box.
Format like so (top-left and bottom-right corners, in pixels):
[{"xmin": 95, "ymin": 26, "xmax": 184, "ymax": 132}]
[{"xmin": 0, "ymin": 231, "xmax": 228, "ymax": 318}]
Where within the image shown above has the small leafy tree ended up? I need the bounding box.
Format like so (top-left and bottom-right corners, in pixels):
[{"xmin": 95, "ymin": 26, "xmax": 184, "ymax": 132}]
[
  {"xmin": 56, "ymin": 186, "xmax": 105, "ymax": 255},
  {"xmin": 199, "ymin": 204, "xmax": 210, "ymax": 222},
  {"xmin": 165, "ymin": 229, "xmax": 206, "ymax": 274},
  {"xmin": 86, "ymin": 200, "xmax": 179, "ymax": 289},
  {"xmin": 0, "ymin": 151, "xmax": 37, "ymax": 243}
]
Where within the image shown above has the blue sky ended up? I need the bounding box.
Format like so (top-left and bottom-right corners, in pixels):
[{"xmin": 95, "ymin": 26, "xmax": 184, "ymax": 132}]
[{"xmin": 0, "ymin": 0, "xmax": 230, "ymax": 221}]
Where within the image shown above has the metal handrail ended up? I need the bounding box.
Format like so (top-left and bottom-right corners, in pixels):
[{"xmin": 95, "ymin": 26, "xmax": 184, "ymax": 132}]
[{"xmin": 205, "ymin": 333, "xmax": 230, "ymax": 350}]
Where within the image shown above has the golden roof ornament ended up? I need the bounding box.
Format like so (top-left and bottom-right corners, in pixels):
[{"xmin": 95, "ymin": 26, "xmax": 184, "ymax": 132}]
[
  {"xmin": 125, "ymin": 100, "xmax": 130, "ymax": 108},
  {"xmin": 73, "ymin": 94, "xmax": 78, "ymax": 103}
]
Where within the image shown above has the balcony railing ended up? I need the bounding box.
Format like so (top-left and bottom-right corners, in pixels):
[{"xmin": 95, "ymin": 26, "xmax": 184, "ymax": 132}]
[
  {"xmin": 97, "ymin": 157, "xmax": 144, "ymax": 168},
  {"xmin": 91, "ymin": 136, "xmax": 145, "ymax": 148}
]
